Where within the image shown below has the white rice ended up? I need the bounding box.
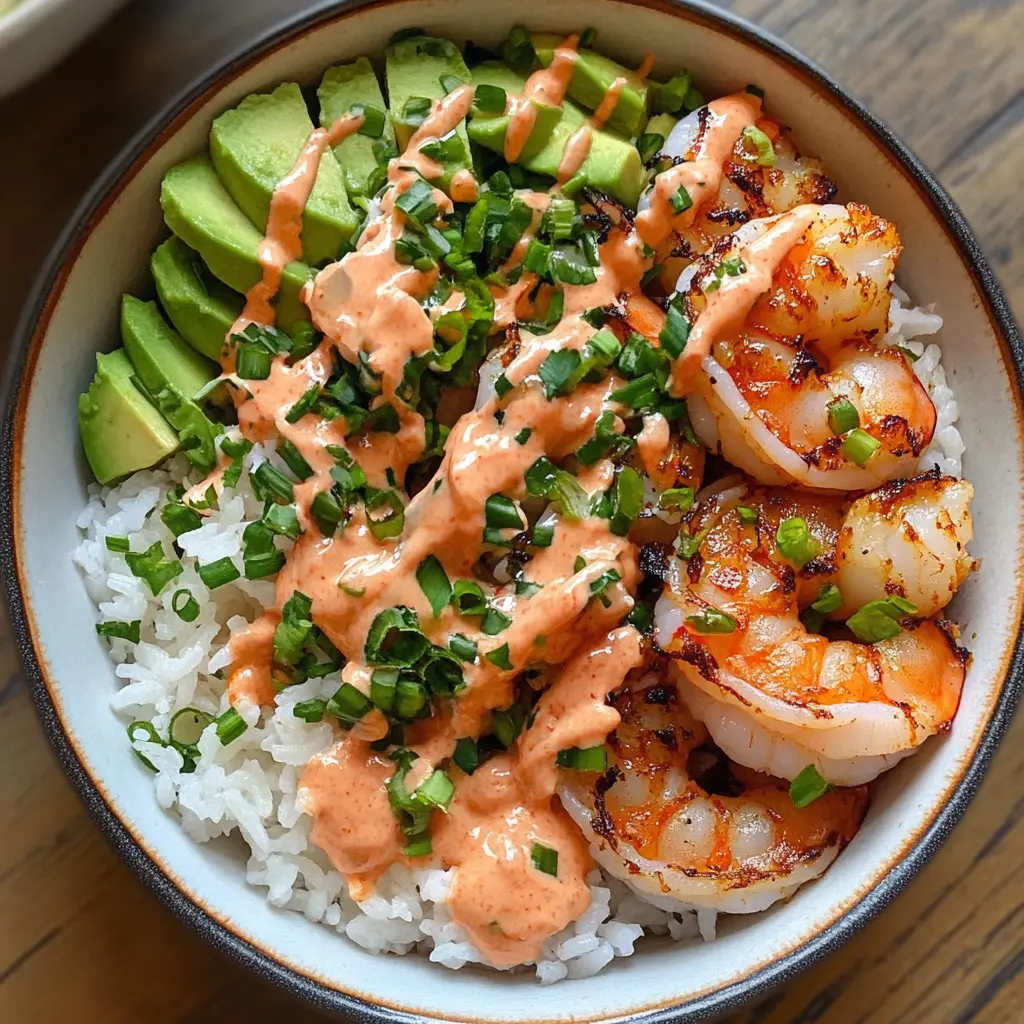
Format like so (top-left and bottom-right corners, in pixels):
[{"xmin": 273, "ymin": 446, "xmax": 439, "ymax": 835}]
[
  {"xmin": 73, "ymin": 294, "xmax": 963, "ymax": 982},
  {"xmin": 73, "ymin": 439, "xmax": 703, "ymax": 982}
]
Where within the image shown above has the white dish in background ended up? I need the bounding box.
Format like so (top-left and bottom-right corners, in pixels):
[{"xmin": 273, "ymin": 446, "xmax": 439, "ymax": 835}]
[
  {"xmin": 2, "ymin": 1, "xmax": 1022, "ymax": 1021},
  {"xmin": 0, "ymin": 0, "xmax": 126, "ymax": 99}
]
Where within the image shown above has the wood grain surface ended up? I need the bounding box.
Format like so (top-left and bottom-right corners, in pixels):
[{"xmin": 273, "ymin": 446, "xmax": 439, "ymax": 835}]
[{"xmin": 0, "ymin": 1, "xmax": 1021, "ymax": 1021}]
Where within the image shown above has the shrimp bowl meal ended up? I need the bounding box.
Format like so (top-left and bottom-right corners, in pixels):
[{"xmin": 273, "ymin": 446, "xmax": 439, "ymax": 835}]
[{"xmin": 6, "ymin": 1, "xmax": 1021, "ymax": 1019}]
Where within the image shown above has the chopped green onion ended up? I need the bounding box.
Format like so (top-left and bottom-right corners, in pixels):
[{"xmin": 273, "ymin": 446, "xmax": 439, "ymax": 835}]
[
  {"xmin": 252, "ymin": 462, "xmax": 295, "ymax": 504},
  {"xmin": 737, "ymin": 505, "xmax": 758, "ymax": 526},
  {"xmin": 197, "ymin": 557, "xmax": 240, "ymax": 590},
  {"xmin": 481, "ymin": 606, "xmax": 512, "ymax": 635},
  {"xmin": 169, "ymin": 706, "xmax": 212, "ymax": 748},
  {"xmin": 215, "ymin": 707, "xmax": 247, "ymax": 745},
  {"xmin": 453, "ymin": 737, "xmax": 479, "ymax": 775},
  {"xmin": 609, "ymin": 466, "xmax": 643, "ymax": 536},
  {"xmin": 351, "ymin": 102, "xmax": 386, "ymax": 138},
  {"xmin": 403, "ymin": 836, "xmax": 433, "ymax": 857},
  {"xmin": 741, "ymin": 125, "xmax": 777, "ymax": 166},
  {"xmin": 827, "ymin": 397, "xmax": 860, "ymax": 437},
  {"xmin": 659, "ymin": 487, "xmax": 695, "ymax": 512},
  {"xmin": 395, "ymin": 178, "xmax": 439, "ymax": 228},
  {"xmin": 105, "ymin": 535, "xmax": 129, "ymax": 553},
  {"xmin": 494, "ymin": 373, "xmax": 513, "ymax": 399},
  {"xmin": 669, "ymin": 185, "xmax": 693, "ymax": 214},
  {"xmin": 846, "ymin": 596, "xmax": 917, "ymax": 643},
  {"xmin": 474, "ymin": 83, "xmax": 507, "ymax": 113},
  {"xmin": 485, "ymin": 644, "xmax": 514, "ymax": 672},
  {"xmin": 484, "ymin": 494, "xmax": 522, "ymax": 531},
  {"xmin": 311, "ymin": 491, "xmax": 344, "ymax": 537},
  {"xmin": 236, "ymin": 344, "xmax": 272, "ymax": 380},
  {"xmin": 416, "ymin": 555, "xmax": 452, "ymax": 618},
  {"xmin": 395, "ymin": 677, "xmax": 429, "ymax": 719},
  {"xmin": 125, "ymin": 541, "xmax": 183, "ymax": 596},
  {"xmin": 548, "ymin": 246, "xmax": 597, "ymax": 286},
  {"xmin": 422, "ymin": 646, "xmax": 465, "ymax": 696},
  {"xmin": 221, "ymin": 436, "xmax": 254, "ymax": 489},
  {"xmin": 775, "ymin": 517, "xmax": 820, "ymax": 568},
  {"xmin": 439, "ymin": 73, "xmax": 463, "ymax": 95},
  {"xmin": 531, "ymin": 842, "xmax": 558, "ymax": 877},
  {"xmin": 451, "ymin": 580, "xmax": 488, "ymax": 617},
  {"xmin": 449, "ymin": 633, "xmax": 478, "ymax": 663},
  {"xmin": 242, "ymin": 521, "xmax": 285, "ymax": 579},
  {"xmin": 789, "ymin": 763, "xmax": 831, "ymax": 808},
  {"xmin": 127, "ymin": 721, "xmax": 162, "ymax": 770},
  {"xmin": 161, "ymin": 502, "xmax": 202, "ymax": 537},
  {"xmin": 263, "ymin": 503, "xmax": 301, "ymax": 539},
  {"xmin": 492, "ymin": 703, "xmax": 524, "ymax": 746},
  {"xmin": 416, "ymin": 769, "xmax": 455, "ymax": 811},
  {"xmin": 293, "ymin": 699, "xmax": 327, "ymax": 723},
  {"xmin": 274, "ymin": 590, "xmax": 313, "ymax": 665},
  {"xmin": 326, "ymin": 682, "xmax": 373, "ymax": 726},
  {"xmin": 96, "ymin": 620, "xmax": 141, "ymax": 643},
  {"xmin": 843, "ymin": 428, "xmax": 881, "ymax": 466},
  {"xmin": 686, "ymin": 607, "xmax": 737, "ymax": 634},
  {"xmin": 514, "ymin": 428, "xmax": 532, "ymax": 445},
  {"xmin": 172, "ymin": 589, "xmax": 200, "ymax": 622},
  {"xmin": 704, "ymin": 256, "xmax": 747, "ymax": 292},
  {"xmin": 659, "ymin": 300, "xmax": 691, "ymax": 359},
  {"xmin": 369, "ymin": 668, "xmax": 398, "ymax": 713},
  {"xmin": 811, "ymin": 584, "xmax": 843, "ymax": 614},
  {"xmin": 547, "ymin": 198, "xmax": 576, "ymax": 240},
  {"xmin": 277, "ymin": 440, "xmax": 314, "ymax": 482},
  {"xmin": 366, "ymin": 489, "xmax": 405, "ymax": 541},
  {"xmin": 589, "ymin": 569, "xmax": 622, "ymax": 608},
  {"xmin": 556, "ymin": 745, "xmax": 607, "ymax": 771},
  {"xmin": 638, "ymin": 132, "xmax": 664, "ymax": 163},
  {"xmin": 285, "ymin": 384, "xmax": 321, "ymax": 424},
  {"xmin": 654, "ymin": 70, "xmax": 693, "ymax": 114},
  {"xmin": 365, "ymin": 606, "xmax": 428, "ymax": 666},
  {"xmin": 538, "ymin": 348, "xmax": 582, "ymax": 399}
]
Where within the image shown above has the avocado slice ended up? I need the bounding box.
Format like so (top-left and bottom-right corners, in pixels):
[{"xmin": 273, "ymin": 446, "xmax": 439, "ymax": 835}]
[
  {"xmin": 530, "ymin": 33, "xmax": 649, "ymax": 137},
  {"xmin": 120, "ymin": 295, "xmax": 220, "ymax": 473},
  {"xmin": 385, "ymin": 34, "xmax": 472, "ymax": 190},
  {"xmin": 461, "ymin": 63, "xmax": 564, "ymax": 165},
  {"xmin": 160, "ymin": 155, "xmax": 313, "ymax": 332},
  {"xmin": 318, "ymin": 57, "xmax": 395, "ymax": 196},
  {"xmin": 79, "ymin": 349, "xmax": 180, "ymax": 485},
  {"xmin": 209, "ymin": 83, "xmax": 359, "ymax": 265},
  {"xmin": 151, "ymin": 236, "xmax": 243, "ymax": 362},
  {"xmin": 467, "ymin": 64, "xmax": 646, "ymax": 206}
]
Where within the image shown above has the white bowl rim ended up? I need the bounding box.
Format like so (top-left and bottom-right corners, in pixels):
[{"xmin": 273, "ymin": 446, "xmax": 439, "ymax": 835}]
[{"xmin": 2, "ymin": 1, "xmax": 1023, "ymax": 1021}]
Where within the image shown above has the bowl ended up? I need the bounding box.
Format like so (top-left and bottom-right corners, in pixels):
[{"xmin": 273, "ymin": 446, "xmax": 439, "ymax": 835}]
[
  {"xmin": 0, "ymin": 0, "xmax": 127, "ymax": 99},
  {"xmin": 3, "ymin": 1, "xmax": 1022, "ymax": 1020}
]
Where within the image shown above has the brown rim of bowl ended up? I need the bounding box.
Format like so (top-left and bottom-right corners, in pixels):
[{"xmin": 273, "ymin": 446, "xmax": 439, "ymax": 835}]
[{"xmin": 1, "ymin": 0, "xmax": 1022, "ymax": 1021}]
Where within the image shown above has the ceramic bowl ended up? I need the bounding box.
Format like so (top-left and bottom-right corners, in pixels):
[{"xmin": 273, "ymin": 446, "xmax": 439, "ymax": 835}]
[
  {"xmin": 3, "ymin": 1, "xmax": 1022, "ymax": 1020},
  {"xmin": 0, "ymin": 0, "xmax": 127, "ymax": 99}
]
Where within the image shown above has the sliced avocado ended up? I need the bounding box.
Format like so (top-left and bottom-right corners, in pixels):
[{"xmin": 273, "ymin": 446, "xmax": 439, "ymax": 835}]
[
  {"xmin": 460, "ymin": 62, "xmax": 564, "ymax": 164},
  {"xmin": 79, "ymin": 349, "xmax": 180, "ymax": 485},
  {"xmin": 120, "ymin": 296, "xmax": 220, "ymax": 473},
  {"xmin": 318, "ymin": 58, "xmax": 395, "ymax": 196},
  {"xmin": 467, "ymin": 64, "xmax": 646, "ymax": 206},
  {"xmin": 160, "ymin": 155, "xmax": 313, "ymax": 332},
  {"xmin": 151, "ymin": 236, "xmax": 243, "ymax": 362},
  {"xmin": 385, "ymin": 34, "xmax": 472, "ymax": 190},
  {"xmin": 530, "ymin": 33, "xmax": 649, "ymax": 137},
  {"xmin": 210, "ymin": 83, "xmax": 359, "ymax": 265}
]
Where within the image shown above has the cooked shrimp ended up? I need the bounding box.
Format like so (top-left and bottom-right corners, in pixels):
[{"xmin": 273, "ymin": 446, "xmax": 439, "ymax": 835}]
[
  {"xmin": 836, "ymin": 471, "xmax": 974, "ymax": 618},
  {"xmin": 680, "ymin": 204, "xmax": 936, "ymax": 490},
  {"xmin": 654, "ymin": 104, "xmax": 837, "ymax": 260},
  {"xmin": 558, "ymin": 668, "xmax": 868, "ymax": 914},
  {"xmin": 654, "ymin": 478, "xmax": 971, "ymax": 785}
]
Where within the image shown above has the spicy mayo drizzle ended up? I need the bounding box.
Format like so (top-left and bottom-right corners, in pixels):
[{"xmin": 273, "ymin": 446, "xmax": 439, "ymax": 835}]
[
  {"xmin": 209, "ymin": 65, "xmax": 757, "ymax": 967},
  {"xmin": 635, "ymin": 93, "xmax": 761, "ymax": 249},
  {"xmin": 504, "ymin": 34, "xmax": 579, "ymax": 162}
]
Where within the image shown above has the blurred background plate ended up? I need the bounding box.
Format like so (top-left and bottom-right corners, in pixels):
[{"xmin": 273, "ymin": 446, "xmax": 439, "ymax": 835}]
[{"xmin": 0, "ymin": 0, "xmax": 127, "ymax": 98}]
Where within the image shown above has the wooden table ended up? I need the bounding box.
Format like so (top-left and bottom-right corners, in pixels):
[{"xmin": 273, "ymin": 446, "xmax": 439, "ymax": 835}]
[{"xmin": 0, "ymin": 1, "xmax": 1021, "ymax": 1021}]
